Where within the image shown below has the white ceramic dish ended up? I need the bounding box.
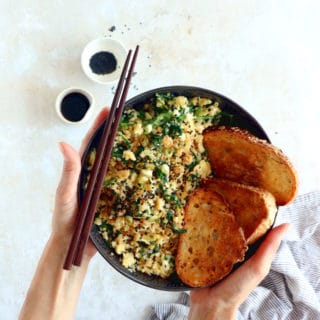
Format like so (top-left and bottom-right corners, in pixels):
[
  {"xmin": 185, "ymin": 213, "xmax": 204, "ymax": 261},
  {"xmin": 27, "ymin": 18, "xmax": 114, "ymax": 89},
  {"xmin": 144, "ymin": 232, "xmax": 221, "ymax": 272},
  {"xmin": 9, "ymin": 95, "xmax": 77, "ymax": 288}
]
[
  {"xmin": 81, "ymin": 38, "xmax": 127, "ymax": 84},
  {"xmin": 55, "ymin": 87, "xmax": 95, "ymax": 125}
]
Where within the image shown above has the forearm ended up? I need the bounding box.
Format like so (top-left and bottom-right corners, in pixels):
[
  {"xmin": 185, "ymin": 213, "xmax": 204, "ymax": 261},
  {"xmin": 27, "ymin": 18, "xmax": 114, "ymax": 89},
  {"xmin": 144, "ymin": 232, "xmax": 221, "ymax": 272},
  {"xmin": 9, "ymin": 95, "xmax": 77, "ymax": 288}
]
[{"xmin": 19, "ymin": 234, "xmax": 90, "ymax": 320}]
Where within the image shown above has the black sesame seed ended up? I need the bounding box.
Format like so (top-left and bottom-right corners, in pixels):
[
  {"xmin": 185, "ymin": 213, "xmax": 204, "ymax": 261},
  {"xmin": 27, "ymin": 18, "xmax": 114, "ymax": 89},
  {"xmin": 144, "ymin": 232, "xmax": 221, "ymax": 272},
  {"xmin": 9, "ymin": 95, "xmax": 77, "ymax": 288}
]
[{"xmin": 89, "ymin": 51, "xmax": 117, "ymax": 75}]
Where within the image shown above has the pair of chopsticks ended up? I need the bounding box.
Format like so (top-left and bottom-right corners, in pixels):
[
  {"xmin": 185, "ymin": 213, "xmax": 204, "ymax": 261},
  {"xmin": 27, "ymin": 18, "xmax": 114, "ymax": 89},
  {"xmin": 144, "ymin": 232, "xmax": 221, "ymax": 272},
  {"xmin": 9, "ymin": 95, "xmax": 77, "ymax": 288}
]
[{"xmin": 63, "ymin": 45, "xmax": 139, "ymax": 270}]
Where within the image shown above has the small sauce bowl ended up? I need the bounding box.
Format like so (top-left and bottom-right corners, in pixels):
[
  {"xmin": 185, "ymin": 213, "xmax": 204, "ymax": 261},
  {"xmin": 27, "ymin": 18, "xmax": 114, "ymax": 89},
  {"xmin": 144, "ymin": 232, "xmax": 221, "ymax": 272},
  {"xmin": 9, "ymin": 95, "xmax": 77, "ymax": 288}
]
[
  {"xmin": 55, "ymin": 87, "xmax": 95, "ymax": 125},
  {"xmin": 81, "ymin": 38, "xmax": 127, "ymax": 84}
]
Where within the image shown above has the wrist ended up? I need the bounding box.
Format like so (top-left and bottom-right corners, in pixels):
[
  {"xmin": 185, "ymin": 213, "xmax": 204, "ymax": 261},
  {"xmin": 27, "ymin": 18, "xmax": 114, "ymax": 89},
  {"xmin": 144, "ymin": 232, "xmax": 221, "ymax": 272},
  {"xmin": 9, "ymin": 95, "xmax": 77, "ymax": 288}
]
[
  {"xmin": 49, "ymin": 231, "xmax": 92, "ymax": 266},
  {"xmin": 19, "ymin": 233, "xmax": 91, "ymax": 320},
  {"xmin": 188, "ymin": 301, "xmax": 237, "ymax": 320},
  {"xmin": 189, "ymin": 309, "xmax": 237, "ymax": 320}
]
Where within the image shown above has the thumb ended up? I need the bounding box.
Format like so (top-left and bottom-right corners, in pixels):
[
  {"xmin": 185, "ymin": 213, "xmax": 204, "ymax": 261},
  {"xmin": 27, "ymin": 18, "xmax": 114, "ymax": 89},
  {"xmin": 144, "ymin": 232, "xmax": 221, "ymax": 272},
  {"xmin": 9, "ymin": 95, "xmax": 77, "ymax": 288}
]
[
  {"xmin": 213, "ymin": 223, "xmax": 290, "ymax": 306},
  {"xmin": 56, "ymin": 142, "xmax": 81, "ymax": 208}
]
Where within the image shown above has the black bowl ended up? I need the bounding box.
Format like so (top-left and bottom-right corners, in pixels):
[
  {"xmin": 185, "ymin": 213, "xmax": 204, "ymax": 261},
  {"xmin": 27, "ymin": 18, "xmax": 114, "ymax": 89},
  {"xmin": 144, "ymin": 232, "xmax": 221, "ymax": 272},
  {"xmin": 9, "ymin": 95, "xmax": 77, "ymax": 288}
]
[{"xmin": 79, "ymin": 86, "xmax": 273, "ymax": 291}]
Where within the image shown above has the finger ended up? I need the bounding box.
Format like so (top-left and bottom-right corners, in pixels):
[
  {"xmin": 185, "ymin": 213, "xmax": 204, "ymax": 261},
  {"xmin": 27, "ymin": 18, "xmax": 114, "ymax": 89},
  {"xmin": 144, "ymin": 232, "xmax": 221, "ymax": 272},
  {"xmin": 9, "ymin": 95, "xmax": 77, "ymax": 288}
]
[
  {"xmin": 56, "ymin": 142, "xmax": 81, "ymax": 207},
  {"xmin": 248, "ymin": 223, "xmax": 290, "ymax": 274},
  {"xmin": 213, "ymin": 223, "xmax": 290, "ymax": 304},
  {"xmin": 79, "ymin": 107, "xmax": 109, "ymax": 156}
]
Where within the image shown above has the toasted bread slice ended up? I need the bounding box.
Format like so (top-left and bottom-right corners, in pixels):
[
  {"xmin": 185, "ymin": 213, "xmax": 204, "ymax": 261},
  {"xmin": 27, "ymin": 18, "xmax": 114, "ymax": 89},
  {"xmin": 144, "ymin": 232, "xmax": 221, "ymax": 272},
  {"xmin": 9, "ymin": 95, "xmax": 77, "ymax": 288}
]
[
  {"xmin": 176, "ymin": 188, "xmax": 247, "ymax": 287},
  {"xmin": 203, "ymin": 178, "xmax": 277, "ymax": 244},
  {"xmin": 203, "ymin": 126, "xmax": 298, "ymax": 205}
]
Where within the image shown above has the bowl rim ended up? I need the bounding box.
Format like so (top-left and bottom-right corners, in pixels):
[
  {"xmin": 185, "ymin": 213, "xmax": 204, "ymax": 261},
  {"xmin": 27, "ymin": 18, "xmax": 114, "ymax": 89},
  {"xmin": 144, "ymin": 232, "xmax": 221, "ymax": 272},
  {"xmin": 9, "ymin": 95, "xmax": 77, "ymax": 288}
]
[{"xmin": 79, "ymin": 85, "xmax": 274, "ymax": 291}]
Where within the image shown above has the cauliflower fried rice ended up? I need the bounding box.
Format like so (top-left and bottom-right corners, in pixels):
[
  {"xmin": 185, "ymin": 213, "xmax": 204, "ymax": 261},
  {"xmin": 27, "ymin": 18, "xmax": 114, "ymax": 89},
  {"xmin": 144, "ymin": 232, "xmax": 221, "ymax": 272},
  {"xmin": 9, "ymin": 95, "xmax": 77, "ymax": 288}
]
[{"xmin": 88, "ymin": 93, "xmax": 222, "ymax": 278}]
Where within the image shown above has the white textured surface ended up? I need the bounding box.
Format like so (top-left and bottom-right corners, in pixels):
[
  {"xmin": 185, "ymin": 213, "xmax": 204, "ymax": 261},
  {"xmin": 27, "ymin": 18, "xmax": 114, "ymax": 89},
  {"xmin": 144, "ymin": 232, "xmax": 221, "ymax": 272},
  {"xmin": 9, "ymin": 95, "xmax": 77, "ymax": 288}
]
[{"xmin": 0, "ymin": 1, "xmax": 319, "ymax": 319}]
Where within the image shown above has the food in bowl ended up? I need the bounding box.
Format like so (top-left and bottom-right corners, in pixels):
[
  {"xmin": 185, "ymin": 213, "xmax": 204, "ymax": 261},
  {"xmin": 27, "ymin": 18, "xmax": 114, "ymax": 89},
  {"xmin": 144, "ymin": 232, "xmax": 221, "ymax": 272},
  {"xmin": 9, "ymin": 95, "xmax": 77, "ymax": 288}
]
[
  {"xmin": 202, "ymin": 126, "xmax": 298, "ymax": 205},
  {"xmin": 175, "ymin": 187, "xmax": 248, "ymax": 287},
  {"xmin": 87, "ymin": 93, "xmax": 223, "ymax": 278},
  {"xmin": 83, "ymin": 90, "xmax": 298, "ymax": 288},
  {"xmin": 81, "ymin": 86, "xmax": 298, "ymax": 289},
  {"xmin": 175, "ymin": 126, "xmax": 298, "ymax": 287}
]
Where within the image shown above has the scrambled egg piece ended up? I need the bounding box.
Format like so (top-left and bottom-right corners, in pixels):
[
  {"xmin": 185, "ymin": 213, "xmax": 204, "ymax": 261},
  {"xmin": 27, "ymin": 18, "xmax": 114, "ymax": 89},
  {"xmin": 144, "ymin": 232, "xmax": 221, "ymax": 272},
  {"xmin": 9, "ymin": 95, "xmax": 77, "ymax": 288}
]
[{"xmin": 90, "ymin": 93, "xmax": 221, "ymax": 278}]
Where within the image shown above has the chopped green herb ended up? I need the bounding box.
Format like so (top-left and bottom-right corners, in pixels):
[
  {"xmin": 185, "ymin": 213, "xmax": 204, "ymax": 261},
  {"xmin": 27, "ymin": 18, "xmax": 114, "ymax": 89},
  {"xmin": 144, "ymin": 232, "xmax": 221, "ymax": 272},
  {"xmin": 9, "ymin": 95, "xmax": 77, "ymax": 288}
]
[
  {"xmin": 100, "ymin": 221, "xmax": 114, "ymax": 238},
  {"xmin": 134, "ymin": 145, "xmax": 144, "ymax": 157},
  {"xmin": 194, "ymin": 106, "xmax": 202, "ymax": 117},
  {"xmin": 188, "ymin": 102, "xmax": 196, "ymax": 112},
  {"xmin": 166, "ymin": 210, "xmax": 186, "ymax": 233},
  {"xmin": 155, "ymin": 92, "xmax": 174, "ymax": 104},
  {"xmin": 176, "ymin": 108, "xmax": 187, "ymax": 122},
  {"xmin": 160, "ymin": 217, "xmax": 166, "ymax": 228},
  {"xmin": 104, "ymin": 240, "xmax": 112, "ymax": 248},
  {"xmin": 158, "ymin": 185, "xmax": 182, "ymax": 208},
  {"xmin": 120, "ymin": 111, "xmax": 134, "ymax": 127},
  {"xmin": 185, "ymin": 151, "xmax": 199, "ymax": 170},
  {"xmin": 166, "ymin": 210, "xmax": 174, "ymax": 222},
  {"xmin": 111, "ymin": 143, "xmax": 127, "ymax": 160},
  {"xmin": 197, "ymin": 115, "xmax": 213, "ymax": 122},
  {"xmin": 139, "ymin": 247, "xmax": 146, "ymax": 256},
  {"xmin": 134, "ymin": 212, "xmax": 144, "ymax": 218},
  {"xmin": 164, "ymin": 122, "xmax": 183, "ymax": 137},
  {"xmin": 103, "ymin": 178, "xmax": 117, "ymax": 187},
  {"xmin": 171, "ymin": 227, "xmax": 187, "ymax": 234},
  {"xmin": 155, "ymin": 166, "xmax": 168, "ymax": 183},
  {"xmin": 152, "ymin": 244, "xmax": 160, "ymax": 254},
  {"xmin": 150, "ymin": 111, "xmax": 173, "ymax": 127},
  {"xmin": 119, "ymin": 132, "xmax": 131, "ymax": 148},
  {"xmin": 150, "ymin": 133, "xmax": 163, "ymax": 147},
  {"xmin": 137, "ymin": 110, "xmax": 146, "ymax": 120}
]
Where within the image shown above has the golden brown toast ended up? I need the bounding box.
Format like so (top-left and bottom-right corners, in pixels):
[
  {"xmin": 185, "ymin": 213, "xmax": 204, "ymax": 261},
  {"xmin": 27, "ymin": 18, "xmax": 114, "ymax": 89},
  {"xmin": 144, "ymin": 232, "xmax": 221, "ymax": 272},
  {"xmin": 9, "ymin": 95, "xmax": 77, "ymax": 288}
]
[
  {"xmin": 203, "ymin": 127, "xmax": 298, "ymax": 205},
  {"xmin": 176, "ymin": 188, "xmax": 247, "ymax": 287},
  {"xmin": 203, "ymin": 178, "xmax": 277, "ymax": 244}
]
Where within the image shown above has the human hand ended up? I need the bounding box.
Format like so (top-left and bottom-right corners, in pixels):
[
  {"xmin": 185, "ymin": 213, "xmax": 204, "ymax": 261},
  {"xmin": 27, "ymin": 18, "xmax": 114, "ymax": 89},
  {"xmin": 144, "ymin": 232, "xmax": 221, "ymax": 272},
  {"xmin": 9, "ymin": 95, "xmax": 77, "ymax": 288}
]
[
  {"xmin": 19, "ymin": 108, "xmax": 110, "ymax": 320},
  {"xmin": 52, "ymin": 107, "xmax": 109, "ymax": 261},
  {"xmin": 188, "ymin": 223, "xmax": 290, "ymax": 320}
]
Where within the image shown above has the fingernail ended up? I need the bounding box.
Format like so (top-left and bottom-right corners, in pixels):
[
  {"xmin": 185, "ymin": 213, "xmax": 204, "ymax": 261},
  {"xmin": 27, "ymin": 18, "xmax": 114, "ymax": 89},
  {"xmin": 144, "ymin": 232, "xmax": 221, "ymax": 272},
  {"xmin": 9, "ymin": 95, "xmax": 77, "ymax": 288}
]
[
  {"xmin": 281, "ymin": 223, "xmax": 291, "ymax": 238},
  {"xmin": 284, "ymin": 223, "xmax": 291, "ymax": 232}
]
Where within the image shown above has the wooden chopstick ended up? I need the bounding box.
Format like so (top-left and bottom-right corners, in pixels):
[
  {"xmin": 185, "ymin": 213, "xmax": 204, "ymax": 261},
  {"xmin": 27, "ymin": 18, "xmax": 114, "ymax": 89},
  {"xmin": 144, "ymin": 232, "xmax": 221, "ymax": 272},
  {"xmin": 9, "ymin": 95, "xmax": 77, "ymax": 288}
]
[
  {"xmin": 63, "ymin": 45, "xmax": 139, "ymax": 270},
  {"xmin": 63, "ymin": 50, "xmax": 133, "ymax": 270},
  {"xmin": 73, "ymin": 46, "xmax": 140, "ymax": 266}
]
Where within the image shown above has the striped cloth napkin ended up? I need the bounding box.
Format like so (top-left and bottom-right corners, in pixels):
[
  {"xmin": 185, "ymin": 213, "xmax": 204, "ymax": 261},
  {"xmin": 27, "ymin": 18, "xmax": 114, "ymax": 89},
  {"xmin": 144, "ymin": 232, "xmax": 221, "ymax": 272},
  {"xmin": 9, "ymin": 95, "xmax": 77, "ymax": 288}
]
[{"xmin": 147, "ymin": 191, "xmax": 320, "ymax": 320}]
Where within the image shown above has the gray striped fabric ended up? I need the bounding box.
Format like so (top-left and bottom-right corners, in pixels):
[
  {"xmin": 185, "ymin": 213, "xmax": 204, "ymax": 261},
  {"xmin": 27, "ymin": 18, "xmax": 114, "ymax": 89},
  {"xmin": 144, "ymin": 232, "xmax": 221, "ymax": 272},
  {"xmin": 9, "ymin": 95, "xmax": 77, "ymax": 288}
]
[
  {"xmin": 147, "ymin": 191, "xmax": 320, "ymax": 320},
  {"xmin": 147, "ymin": 292, "xmax": 189, "ymax": 320}
]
